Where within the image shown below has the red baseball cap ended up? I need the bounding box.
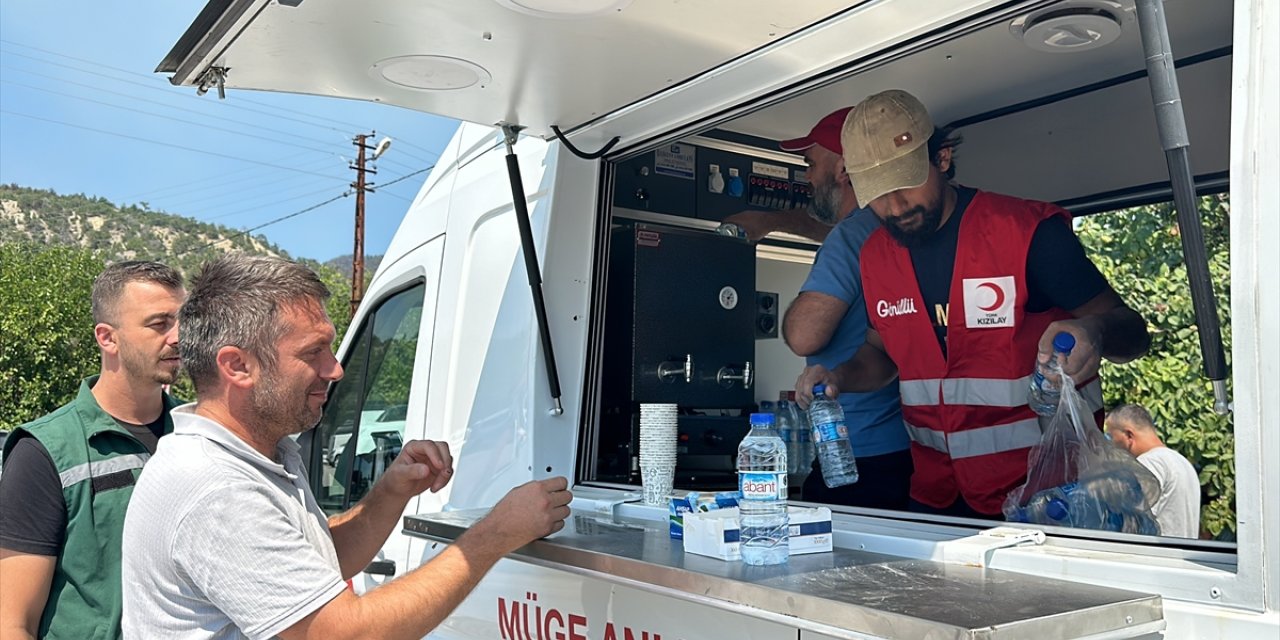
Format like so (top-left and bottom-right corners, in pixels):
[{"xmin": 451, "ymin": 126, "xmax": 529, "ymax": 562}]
[{"xmin": 778, "ymin": 106, "xmax": 854, "ymax": 155}]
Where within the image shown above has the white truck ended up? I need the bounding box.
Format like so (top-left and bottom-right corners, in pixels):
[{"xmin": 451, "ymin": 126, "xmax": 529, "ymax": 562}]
[{"xmin": 159, "ymin": 0, "xmax": 1276, "ymax": 637}]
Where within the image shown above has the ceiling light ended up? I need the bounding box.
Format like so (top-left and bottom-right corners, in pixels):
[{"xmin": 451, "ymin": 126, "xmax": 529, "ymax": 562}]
[
  {"xmin": 1010, "ymin": 1, "xmax": 1129, "ymax": 54},
  {"xmin": 492, "ymin": 0, "xmax": 633, "ymax": 19},
  {"xmin": 371, "ymin": 56, "xmax": 491, "ymax": 91}
]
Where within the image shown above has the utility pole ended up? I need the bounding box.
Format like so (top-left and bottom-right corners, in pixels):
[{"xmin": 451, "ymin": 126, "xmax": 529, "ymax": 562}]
[{"xmin": 349, "ymin": 132, "xmax": 376, "ymax": 319}]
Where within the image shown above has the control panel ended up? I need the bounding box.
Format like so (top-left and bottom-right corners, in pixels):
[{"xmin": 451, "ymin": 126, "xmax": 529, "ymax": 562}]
[{"xmin": 614, "ymin": 137, "xmax": 808, "ymax": 222}]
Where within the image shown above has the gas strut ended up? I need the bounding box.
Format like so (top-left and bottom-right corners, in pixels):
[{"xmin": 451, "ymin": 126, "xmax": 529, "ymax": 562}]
[
  {"xmin": 501, "ymin": 123, "xmax": 565, "ymax": 415},
  {"xmin": 1134, "ymin": 0, "xmax": 1231, "ymax": 414}
]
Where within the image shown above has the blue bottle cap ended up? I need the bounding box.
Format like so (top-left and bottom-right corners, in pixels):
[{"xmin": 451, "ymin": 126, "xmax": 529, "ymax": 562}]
[
  {"xmin": 812, "ymin": 383, "xmax": 826, "ymax": 395},
  {"xmin": 1052, "ymin": 331, "xmax": 1076, "ymax": 354},
  {"xmin": 1046, "ymin": 497, "xmax": 1070, "ymax": 522},
  {"xmin": 749, "ymin": 413, "xmax": 774, "ymax": 426}
]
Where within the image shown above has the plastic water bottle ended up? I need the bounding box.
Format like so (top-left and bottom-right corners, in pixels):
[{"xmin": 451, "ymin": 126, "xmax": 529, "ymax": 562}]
[
  {"xmin": 808, "ymin": 384, "xmax": 858, "ymax": 488},
  {"xmin": 1029, "ymin": 332, "xmax": 1076, "ymax": 416},
  {"xmin": 774, "ymin": 399, "xmax": 795, "ymax": 472},
  {"xmin": 737, "ymin": 413, "xmax": 788, "ymax": 565},
  {"xmin": 794, "ymin": 401, "xmax": 815, "ymax": 478}
]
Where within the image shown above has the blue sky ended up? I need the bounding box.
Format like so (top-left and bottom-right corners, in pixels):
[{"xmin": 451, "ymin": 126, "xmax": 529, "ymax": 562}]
[{"xmin": 0, "ymin": 0, "xmax": 458, "ymax": 262}]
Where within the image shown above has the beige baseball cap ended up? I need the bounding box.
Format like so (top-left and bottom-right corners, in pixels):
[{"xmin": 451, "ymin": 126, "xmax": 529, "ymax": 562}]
[{"xmin": 841, "ymin": 89, "xmax": 934, "ymax": 205}]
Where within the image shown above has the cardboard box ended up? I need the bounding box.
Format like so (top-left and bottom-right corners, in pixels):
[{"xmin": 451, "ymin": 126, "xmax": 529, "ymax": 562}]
[
  {"xmin": 682, "ymin": 506, "xmax": 833, "ymax": 561},
  {"xmin": 669, "ymin": 491, "xmax": 738, "ymax": 539}
]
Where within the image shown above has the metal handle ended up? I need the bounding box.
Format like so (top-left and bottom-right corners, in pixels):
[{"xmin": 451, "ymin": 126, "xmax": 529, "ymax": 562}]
[
  {"xmin": 716, "ymin": 361, "xmax": 752, "ymax": 388},
  {"xmin": 658, "ymin": 354, "xmax": 693, "ymax": 383}
]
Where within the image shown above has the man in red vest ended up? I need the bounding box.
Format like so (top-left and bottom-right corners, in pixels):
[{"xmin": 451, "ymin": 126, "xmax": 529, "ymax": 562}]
[{"xmin": 798, "ymin": 89, "xmax": 1150, "ymax": 518}]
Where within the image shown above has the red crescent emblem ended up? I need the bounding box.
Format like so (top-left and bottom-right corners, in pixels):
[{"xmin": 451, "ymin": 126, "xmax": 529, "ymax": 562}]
[{"xmin": 977, "ymin": 282, "xmax": 1005, "ymax": 312}]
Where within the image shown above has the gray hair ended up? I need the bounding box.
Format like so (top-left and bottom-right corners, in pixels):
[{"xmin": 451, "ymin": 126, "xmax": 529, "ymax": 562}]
[
  {"xmin": 1107, "ymin": 403, "xmax": 1158, "ymax": 433},
  {"xmin": 180, "ymin": 254, "xmax": 330, "ymax": 392},
  {"xmin": 91, "ymin": 261, "xmax": 184, "ymax": 324}
]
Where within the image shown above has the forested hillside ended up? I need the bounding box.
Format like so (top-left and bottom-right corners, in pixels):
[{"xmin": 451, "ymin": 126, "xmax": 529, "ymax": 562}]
[
  {"xmin": 0, "ymin": 184, "xmax": 288, "ymax": 276},
  {"xmin": 1, "ymin": 184, "xmax": 360, "ymax": 428}
]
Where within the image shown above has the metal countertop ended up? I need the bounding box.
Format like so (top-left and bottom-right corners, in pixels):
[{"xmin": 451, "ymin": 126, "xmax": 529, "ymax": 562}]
[{"xmin": 403, "ymin": 509, "xmax": 1163, "ymax": 640}]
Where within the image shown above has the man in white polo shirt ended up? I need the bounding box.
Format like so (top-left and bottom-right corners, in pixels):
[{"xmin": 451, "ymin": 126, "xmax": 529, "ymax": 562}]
[
  {"xmin": 121, "ymin": 255, "xmax": 572, "ymax": 640},
  {"xmin": 1105, "ymin": 403, "xmax": 1201, "ymax": 539}
]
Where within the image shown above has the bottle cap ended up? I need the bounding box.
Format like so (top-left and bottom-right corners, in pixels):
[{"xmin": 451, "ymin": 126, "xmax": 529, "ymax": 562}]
[
  {"xmin": 749, "ymin": 413, "xmax": 775, "ymax": 426},
  {"xmin": 1046, "ymin": 497, "xmax": 1070, "ymax": 522},
  {"xmin": 1052, "ymin": 331, "xmax": 1076, "ymax": 354},
  {"xmin": 812, "ymin": 383, "xmax": 826, "ymax": 395}
]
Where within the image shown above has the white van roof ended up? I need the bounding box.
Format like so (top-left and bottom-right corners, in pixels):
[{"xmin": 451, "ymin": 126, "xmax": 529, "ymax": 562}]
[
  {"xmin": 157, "ymin": 0, "xmax": 856, "ymax": 139},
  {"xmin": 161, "ymin": 0, "xmax": 1232, "ymax": 203}
]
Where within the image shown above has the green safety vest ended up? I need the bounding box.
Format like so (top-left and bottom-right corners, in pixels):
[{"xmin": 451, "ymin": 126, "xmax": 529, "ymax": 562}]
[{"xmin": 2, "ymin": 376, "xmax": 179, "ymax": 640}]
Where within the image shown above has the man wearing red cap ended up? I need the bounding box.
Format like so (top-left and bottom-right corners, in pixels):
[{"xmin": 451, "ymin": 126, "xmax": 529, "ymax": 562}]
[
  {"xmin": 798, "ymin": 90, "xmax": 1150, "ymax": 518},
  {"xmin": 739, "ymin": 108, "xmax": 914, "ymax": 509}
]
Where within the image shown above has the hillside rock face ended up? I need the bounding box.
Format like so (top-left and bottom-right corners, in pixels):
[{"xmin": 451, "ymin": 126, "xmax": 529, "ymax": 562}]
[{"xmin": 0, "ymin": 184, "xmax": 289, "ymax": 275}]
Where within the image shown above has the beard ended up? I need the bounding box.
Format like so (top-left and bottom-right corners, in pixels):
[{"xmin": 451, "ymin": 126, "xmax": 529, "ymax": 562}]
[
  {"xmin": 880, "ymin": 202, "xmax": 944, "ymax": 248},
  {"xmin": 249, "ymin": 365, "xmax": 325, "ymax": 436},
  {"xmin": 120, "ymin": 342, "xmax": 180, "ymax": 386},
  {"xmin": 809, "ymin": 176, "xmax": 844, "ymax": 224}
]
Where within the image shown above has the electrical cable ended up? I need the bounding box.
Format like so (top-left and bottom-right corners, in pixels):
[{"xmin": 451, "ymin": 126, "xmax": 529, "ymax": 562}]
[{"xmin": 0, "ymin": 109, "xmax": 349, "ymax": 180}]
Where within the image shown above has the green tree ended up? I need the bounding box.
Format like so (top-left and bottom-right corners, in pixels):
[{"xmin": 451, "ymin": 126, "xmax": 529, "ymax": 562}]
[
  {"xmin": 1077, "ymin": 194, "xmax": 1234, "ymax": 537},
  {"xmin": 0, "ymin": 243, "xmax": 105, "ymax": 428}
]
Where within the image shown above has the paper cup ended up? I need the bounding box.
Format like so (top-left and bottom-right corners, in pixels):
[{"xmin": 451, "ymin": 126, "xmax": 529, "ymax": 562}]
[{"xmin": 640, "ymin": 463, "xmax": 675, "ymax": 505}]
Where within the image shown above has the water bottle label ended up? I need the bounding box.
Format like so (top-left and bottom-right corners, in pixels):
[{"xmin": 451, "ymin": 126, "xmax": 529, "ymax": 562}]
[
  {"xmin": 739, "ymin": 472, "xmax": 786, "ymax": 500},
  {"xmin": 812, "ymin": 421, "xmax": 848, "ymax": 443}
]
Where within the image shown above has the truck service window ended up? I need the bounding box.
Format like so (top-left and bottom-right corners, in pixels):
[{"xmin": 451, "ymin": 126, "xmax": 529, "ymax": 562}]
[{"xmin": 584, "ymin": 1, "xmax": 1235, "ymax": 547}]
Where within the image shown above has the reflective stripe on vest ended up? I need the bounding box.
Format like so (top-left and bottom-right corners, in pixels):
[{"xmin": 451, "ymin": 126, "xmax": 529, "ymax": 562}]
[
  {"xmin": 899, "ymin": 379, "xmax": 941, "ymax": 406},
  {"xmin": 904, "ymin": 418, "xmax": 1041, "ymax": 459},
  {"xmin": 900, "ymin": 376, "xmax": 1104, "ymax": 411},
  {"xmin": 58, "ymin": 453, "xmax": 150, "ymax": 489}
]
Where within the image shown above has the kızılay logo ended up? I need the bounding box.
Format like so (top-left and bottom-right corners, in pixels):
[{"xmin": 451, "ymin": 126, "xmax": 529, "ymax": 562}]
[{"xmin": 962, "ymin": 276, "xmax": 1016, "ymax": 328}]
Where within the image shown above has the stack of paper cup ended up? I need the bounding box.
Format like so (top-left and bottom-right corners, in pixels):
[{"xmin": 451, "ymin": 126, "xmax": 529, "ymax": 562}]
[{"xmin": 639, "ymin": 403, "xmax": 678, "ymax": 505}]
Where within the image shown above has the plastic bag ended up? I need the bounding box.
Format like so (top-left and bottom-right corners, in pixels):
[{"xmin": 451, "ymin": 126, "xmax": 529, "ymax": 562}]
[{"xmin": 1003, "ymin": 372, "xmax": 1162, "ymax": 534}]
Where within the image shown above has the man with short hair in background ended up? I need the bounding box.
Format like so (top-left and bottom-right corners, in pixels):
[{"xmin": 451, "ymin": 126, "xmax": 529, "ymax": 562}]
[
  {"xmin": 1105, "ymin": 404, "xmax": 1201, "ymax": 538},
  {"xmin": 0, "ymin": 261, "xmax": 185, "ymax": 640},
  {"xmin": 122, "ymin": 255, "xmax": 571, "ymax": 640}
]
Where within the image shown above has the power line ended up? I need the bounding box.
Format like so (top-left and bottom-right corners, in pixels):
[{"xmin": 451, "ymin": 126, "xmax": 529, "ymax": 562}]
[
  {"xmin": 123, "ymin": 151, "xmax": 323, "ymax": 202},
  {"xmin": 1, "ymin": 39, "xmax": 443, "ymax": 161},
  {"xmin": 175, "ymin": 192, "xmax": 352, "ymax": 258},
  {"xmin": 200, "ymin": 184, "xmax": 347, "ymax": 222},
  {"xmin": 376, "ymin": 166, "xmax": 435, "ymax": 189},
  {"xmin": 1, "ymin": 76, "xmax": 357, "ymax": 161},
  {"xmin": 0, "ymin": 109, "xmax": 350, "ymax": 180},
  {"xmin": 168, "ymin": 167, "xmax": 432, "ymax": 259},
  {"xmin": 0, "ymin": 63, "xmax": 361, "ymax": 153},
  {"xmin": 157, "ymin": 175, "xmax": 340, "ymax": 215}
]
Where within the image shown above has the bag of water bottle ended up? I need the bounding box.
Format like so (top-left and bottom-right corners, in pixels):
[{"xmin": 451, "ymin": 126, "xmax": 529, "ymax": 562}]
[{"xmin": 1003, "ymin": 372, "xmax": 1162, "ymax": 534}]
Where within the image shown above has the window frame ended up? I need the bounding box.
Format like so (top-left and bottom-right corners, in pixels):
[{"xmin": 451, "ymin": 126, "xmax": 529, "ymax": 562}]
[{"xmin": 309, "ymin": 277, "xmax": 427, "ymax": 514}]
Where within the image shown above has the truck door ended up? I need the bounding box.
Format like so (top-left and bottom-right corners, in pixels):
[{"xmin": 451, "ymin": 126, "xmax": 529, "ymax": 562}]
[{"xmin": 308, "ymin": 238, "xmax": 444, "ymax": 593}]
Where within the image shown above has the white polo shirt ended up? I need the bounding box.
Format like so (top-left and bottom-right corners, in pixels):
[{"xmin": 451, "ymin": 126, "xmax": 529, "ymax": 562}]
[
  {"xmin": 122, "ymin": 405, "xmax": 346, "ymax": 640},
  {"xmin": 1137, "ymin": 446, "xmax": 1202, "ymax": 539}
]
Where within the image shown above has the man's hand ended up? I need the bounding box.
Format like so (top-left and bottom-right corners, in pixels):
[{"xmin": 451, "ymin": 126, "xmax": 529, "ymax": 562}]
[
  {"xmin": 474, "ymin": 477, "xmax": 572, "ymax": 554},
  {"xmin": 1037, "ymin": 318, "xmax": 1103, "ymax": 381},
  {"xmin": 723, "ymin": 208, "xmax": 836, "ymax": 243},
  {"xmin": 377, "ymin": 439, "xmax": 454, "ymax": 502},
  {"xmin": 795, "ymin": 365, "xmax": 841, "ymax": 410},
  {"xmin": 722, "ymin": 211, "xmax": 780, "ymax": 242}
]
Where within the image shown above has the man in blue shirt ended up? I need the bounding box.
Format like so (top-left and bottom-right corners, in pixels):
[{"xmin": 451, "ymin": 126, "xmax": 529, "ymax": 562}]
[{"xmin": 732, "ymin": 108, "xmax": 912, "ymax": 509}]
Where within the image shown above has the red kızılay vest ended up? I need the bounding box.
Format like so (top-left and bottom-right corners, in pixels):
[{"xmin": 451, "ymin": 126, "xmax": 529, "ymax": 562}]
[{"xmin": 861, "ymin": 190, "xmax": 1103, "ymax": 515}]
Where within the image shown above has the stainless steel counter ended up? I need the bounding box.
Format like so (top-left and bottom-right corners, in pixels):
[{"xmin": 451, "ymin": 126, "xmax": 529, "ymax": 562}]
[{"xmin": 403, "ymin": 509, "xmax": 1163, "ymax": 640}]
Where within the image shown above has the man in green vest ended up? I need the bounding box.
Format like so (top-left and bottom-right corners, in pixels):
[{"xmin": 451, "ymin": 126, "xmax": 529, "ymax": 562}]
[{"xmin": 0, "ymin": 261, "xmax": 185, "ymax": 640}]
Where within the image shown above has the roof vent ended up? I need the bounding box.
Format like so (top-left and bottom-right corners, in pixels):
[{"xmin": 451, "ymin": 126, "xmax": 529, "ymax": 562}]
[
  {"xmin": 371, "ymin": 56, "xmax": 491, "ymax": 91},
  {"xmin": 493, "ymin": 0, "xmax": 633, "ymax": 19},
  {"xmin": 1010, "ymin": 1, "xmax": 1130, "ymax": 53}
]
